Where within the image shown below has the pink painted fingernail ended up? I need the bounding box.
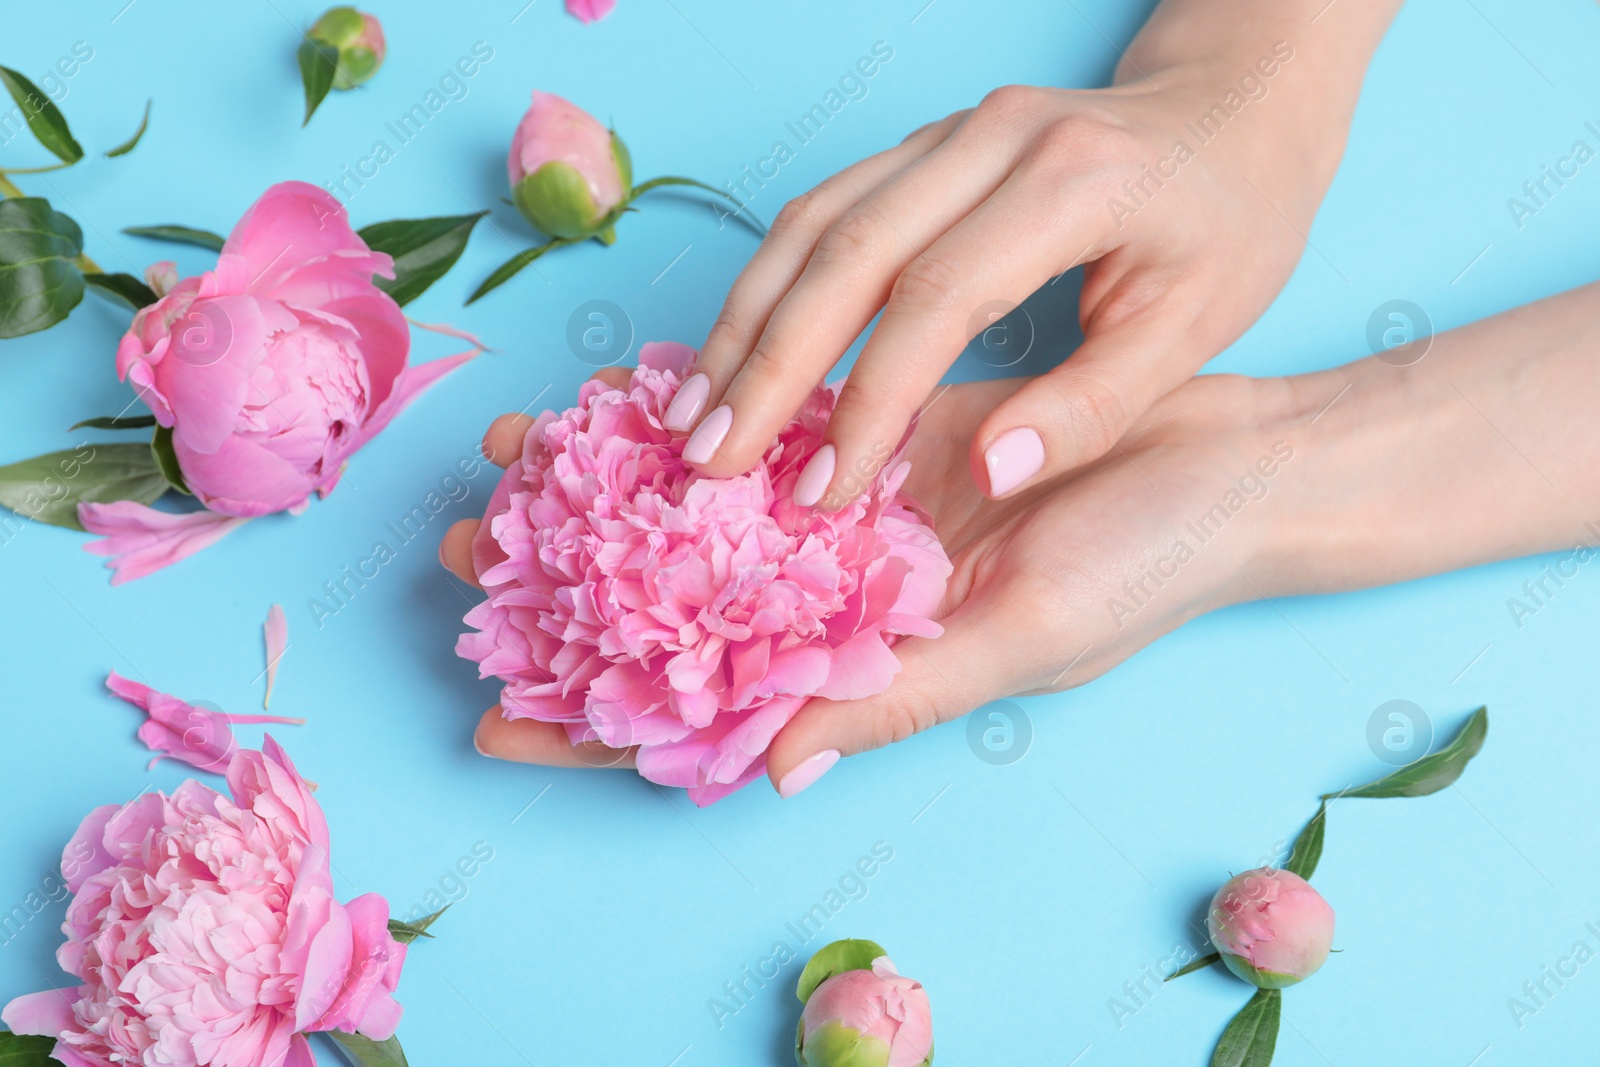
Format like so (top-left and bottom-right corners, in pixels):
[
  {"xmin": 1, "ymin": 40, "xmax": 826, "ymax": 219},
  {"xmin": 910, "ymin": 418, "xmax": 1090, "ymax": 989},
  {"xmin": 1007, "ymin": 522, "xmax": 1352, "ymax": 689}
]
[
  {"xmin": 683, "ymin": 404, "xmax": 732, "ymax": 466},
  {"xmin": 663, "ymin": 372, "xmax": 710, "ymax": 432},
  {"xmin": 983, "ymin": 427, "xmax": 1045, "ymax": 496},
  {"xmin": 794, "ymin": 444, "xmax": 836, "ymax": 507},
  {"xmin": 777, "ymin": 749, "xmax": 840, "ymax": 798}
]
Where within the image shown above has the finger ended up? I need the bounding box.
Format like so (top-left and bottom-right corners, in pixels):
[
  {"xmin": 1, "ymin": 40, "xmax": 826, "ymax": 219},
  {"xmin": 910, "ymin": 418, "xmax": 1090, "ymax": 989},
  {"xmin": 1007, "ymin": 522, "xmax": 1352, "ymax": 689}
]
[
  {"xmin": 663, "ymin": 115, "xmax": 965, "ymax": 436},
  {"xmin": 474, "ymin": 706, "xmax": 638, "ymax": 770},
  {"xmin": 440, "ymin": 518, "xmax": 480, "ymax": 585},
  {"xmin": 971, "ymin": 300, "xmax": 1199, "ymax": 497},
  {"xmin": 483, "ymin": 413, "xmax": 534, "ymax": 468},
  {"xmin": 590, "ymin": 366, "xmax": 631, "ymax": 390},
  {"xmin": 765, "ymin": 605, "xmax": 1019, "ymax": 798},
  {"xmin": 807, "ymin": 165, "xmax": 1114, "ymax": 508}
]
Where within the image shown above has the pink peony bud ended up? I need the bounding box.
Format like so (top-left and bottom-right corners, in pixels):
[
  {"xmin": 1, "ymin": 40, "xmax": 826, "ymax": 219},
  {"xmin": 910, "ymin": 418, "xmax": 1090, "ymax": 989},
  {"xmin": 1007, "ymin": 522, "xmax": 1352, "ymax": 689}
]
[
  {"xmin": 1207, "ymin": 868, "xmax": 1335, "ymax": 988},
  {"xmin": 507, "ymin": 91, "xmax": 632, "ymax": 241},
  {"xmin": 797, "ymin": 948, "xmax": 934, "ymax": 1067},
  {"xmin": 310, "ymin": 6, "xmax": 386, "ymax": 89}
]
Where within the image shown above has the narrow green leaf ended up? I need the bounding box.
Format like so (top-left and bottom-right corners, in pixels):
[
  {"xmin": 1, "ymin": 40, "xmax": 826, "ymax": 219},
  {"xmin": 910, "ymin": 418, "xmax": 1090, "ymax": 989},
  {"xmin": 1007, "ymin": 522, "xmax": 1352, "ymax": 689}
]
[
  {"xmin": 84, "ymin": 272, "xmax": 158, "ymax": 310},
  {"xmin": 465, "ymin": 238, "xmax": 575, "ymax": 304},
  {"xmin": 299, "ymin": 39, "xmax": 341, "ymax": 126},
  {"xmin": 1283, "ymin": 800, "xmax": 1327, "ymax": 881},
  {"xmin": 358, "ymin": 214, "xmax": 486, "ymax": 306},
  {"xmin": 0, "ymin": 196, "xmax": 85, "ymax": 339},
  {"xmin": 122, "ymin": 225, "xmax": 226, "ymax": 252},
  {"xmin": 328, "ymin": 1031, "xmax": 409, "ymax": 1067},
  {"xmin": 70, "ymin": 415, "xmax": 157, "ymax": 431},
  {"xmin": 387, "ymin": 905, "xmax": 449, "ymax": 944},
  {"xmin": 795, "ymin": 939, "xmax": 888, "ymax": 1005},
  {"xmin": 0, "ymin": 1031, "xmax": 58, "ymax": 1066},
  {"xmin": 0, "ymin": 443, "xmax": 168, "ymax": 530},
  {"xmin": 1210, "ymin": 989, "xmax": 1280, "ymax": 1067},
  {"xmin": 1325, "ymin": 707, "xmax": 1489, "ymax": 800},
  {"xmin": 151, "ymin": 426, "xmax": 190, "ymax": 494},
  {"xmin": 104, "ymin": 99, "xmax": 152, "ymax": 158},
  {"xmin": 0, "ymin": 66, "xmax": 84, "ymax": 163},
  {"xmin": 1166, "ymin": 952, "xmax": 1222, "ymax": 982}
]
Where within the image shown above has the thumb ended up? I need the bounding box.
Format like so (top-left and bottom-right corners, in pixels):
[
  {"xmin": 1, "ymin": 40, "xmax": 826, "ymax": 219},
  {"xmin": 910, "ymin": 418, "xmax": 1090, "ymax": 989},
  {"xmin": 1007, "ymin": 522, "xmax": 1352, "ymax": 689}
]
[
  {"xmin": 766, "ymin": 609, "xmax": 1014, "ymax": 798},
  {"xmin": 970, "ymin": 311, "xmax": 1195, "ymax": 497}
]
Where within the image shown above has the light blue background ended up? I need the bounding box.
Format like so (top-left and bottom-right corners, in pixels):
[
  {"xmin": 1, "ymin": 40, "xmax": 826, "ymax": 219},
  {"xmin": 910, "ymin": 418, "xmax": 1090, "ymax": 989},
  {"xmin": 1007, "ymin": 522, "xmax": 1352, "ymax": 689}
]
[{"xmin": 3, "ymin": 1, "xmax": 1598, "ymax": 1064}]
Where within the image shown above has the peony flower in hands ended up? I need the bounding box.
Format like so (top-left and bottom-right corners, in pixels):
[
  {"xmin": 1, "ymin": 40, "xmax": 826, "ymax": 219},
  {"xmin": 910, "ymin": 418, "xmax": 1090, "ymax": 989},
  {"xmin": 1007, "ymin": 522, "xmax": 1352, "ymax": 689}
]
[
  {"xmin": 455, "ymin": 343, "xmax": 951, "ymax": 804},
  {"xmin": 74, "ymin": 181, "xmax": 477, "ymax": 582},
  {"xmin": 1, "ymin": 738, "xmax": 408, "ymax": 1067},
  {"xmin": 1208, "ymin": 868, "xmax": 1336, "ymax": 989}
]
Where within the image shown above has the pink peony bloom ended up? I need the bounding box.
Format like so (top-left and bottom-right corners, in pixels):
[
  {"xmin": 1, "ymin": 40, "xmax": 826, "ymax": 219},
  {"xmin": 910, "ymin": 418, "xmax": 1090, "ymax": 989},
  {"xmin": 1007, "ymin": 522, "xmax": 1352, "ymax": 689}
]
[
  {"xmin": 83, "ymin": 181, "xmax": 476, "ymax": 581},
  {"xmin": 1208, "ymin": 868, "xmax": 1336, "ymax": 988},
  {"xmin": 456, "ymin": 342, "xmax": 950, "ymax": 804},
  {"xmin": 1, "ymin": 738, "xmax": 407, "ymax": 1067},
  {"xmin": 106, "ymin": 671, "xmax": 303, "ymax": 774},
  {"xmin": 566, "ymin": 0, "xmax": 617, "ymax": 23},
  {"xmin": 799, "ymin": 956, "xmax": 933, "ymax": 1067},
  {"xmin": 508, "ymin": 92, "xmax": 629, "ymax": 240}
]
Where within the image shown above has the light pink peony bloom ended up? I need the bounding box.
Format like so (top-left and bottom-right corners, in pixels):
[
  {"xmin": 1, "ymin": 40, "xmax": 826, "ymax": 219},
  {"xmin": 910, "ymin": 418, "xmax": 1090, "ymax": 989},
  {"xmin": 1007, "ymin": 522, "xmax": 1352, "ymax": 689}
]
[
  {"xmin": 507, "ymin": 92, "xmax": 629, "ymax": 239},
  {"xmin": 566, "ymin": 0, "xmax": 617, "ymax": 23},
  {"xmin": 106, "ymin": 671, "xmax": 302, "ymax": 774},
  {"xmin": 799, "ymin": 957, "xmax": 934, "ymax": 1067},
  {"xmin": 80, "ymin": 181, "xmax": 476, "ymax": 582},
  {"xmin": 1208, "ymin": 868, "xmax": 1336, "ymax": 988},
  {"xmin": 1, "ymin": 738, "xmax": 407, "ymax": 1067},
  {"xmin": 456, "ymin": 342, "xmax": 950, "ymax": 804}
]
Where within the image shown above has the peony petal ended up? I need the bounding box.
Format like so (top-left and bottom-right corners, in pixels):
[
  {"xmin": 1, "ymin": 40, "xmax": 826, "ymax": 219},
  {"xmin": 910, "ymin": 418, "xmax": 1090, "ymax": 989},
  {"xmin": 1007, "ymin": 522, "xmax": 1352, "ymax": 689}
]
[
  {"xmin": 79, "ymin": 501, "xmax": 249, "ymax": 584},
  {"xmin": 566, "ymin": 0, "xmax": 617, "ymax": 21},
  {"xmin": 1, "ymin": 989, "xmax": 78, "ymax": 1037},
  {"xmin": 107, "ymin": 670, "xmax": 302, "ymax": 774},
  {"xmin": 263, "ymin": 604, "xmax": 288, "ymax": 709}
]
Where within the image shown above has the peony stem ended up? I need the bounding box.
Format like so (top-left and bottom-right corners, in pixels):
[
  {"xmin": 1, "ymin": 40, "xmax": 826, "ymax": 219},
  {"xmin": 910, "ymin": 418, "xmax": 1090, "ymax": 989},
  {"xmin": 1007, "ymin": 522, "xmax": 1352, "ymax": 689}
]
[
  {"xmin": 629, "ymin": 176, "xmax": 769, "ymax": 236},
  {"xmin": 0, "ymin": 173, "xmax": 23, "ymax": 198}
]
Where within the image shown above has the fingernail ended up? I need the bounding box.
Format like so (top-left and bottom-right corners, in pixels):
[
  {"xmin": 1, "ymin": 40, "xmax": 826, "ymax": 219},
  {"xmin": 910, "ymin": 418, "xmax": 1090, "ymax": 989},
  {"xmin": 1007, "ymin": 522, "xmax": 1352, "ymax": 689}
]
[
  {"xmin": 793, "ymin": 445, "xmax": 836, "ymax": 507},
  {"xmin": 473, "ymin": 724, "xmax": 497, "ymax": 759},
  {"xmin": 983, "ymin": 427, "xmax": 1045, "ymax": 497},
  {"xmin": 663, "ymin": 373, "xmax": 711, "ymax": 432},
  {"xmin": 683, "ymin": 404, "xmax": 732, "ymax": 466},
  {"xmin": 777, "ymin": 749, "xmax": 840, "ymax": 798}
]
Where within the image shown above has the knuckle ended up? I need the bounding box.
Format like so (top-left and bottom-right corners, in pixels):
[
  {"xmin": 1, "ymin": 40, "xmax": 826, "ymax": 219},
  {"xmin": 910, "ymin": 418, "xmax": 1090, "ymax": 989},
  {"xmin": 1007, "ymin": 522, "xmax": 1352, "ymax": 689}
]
[
  {"xmin": 705, "ymin": 314, "xmax": 746, "ymax": 353},
  {"xmin": 889, "ymin": 254, "xmax": 961, "ymax": 314},
  {"xmin": 873, "ymin": 692, "xmax": 942, "ymax": 748},
  {"xmin": 1055, "ymin": 377, "xmax": 1128, "ymax": 457},
  {"xmin": 976, "ymin": 83, "xmax": 1045, "ymax": 122},
  {"xmin": 813, "ymin": 210, "xmax": 882, "ymax": 263},
  {"xmin": 771, "ymin": 191, "xmax": 829, "ymax": 240},
  {"xmin": 1030, "ymin": 115, "xmax": 1132, "ymax": 173}
]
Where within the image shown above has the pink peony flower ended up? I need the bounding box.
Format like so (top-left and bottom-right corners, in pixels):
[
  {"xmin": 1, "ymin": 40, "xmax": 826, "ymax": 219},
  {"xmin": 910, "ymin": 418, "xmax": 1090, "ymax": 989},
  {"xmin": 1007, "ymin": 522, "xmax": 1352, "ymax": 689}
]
[
  {"xmin": 566, "ymin": 0, "xmax": 617, "ymax": 23},
  {"xmin": 1, "ymin": 738, "xmax": 407, "ymax": 1067},
  {"xmin": 80, "ymin": 181, "xmax": 476, "ymax": 582},
  {"xmin": 798, "ymin": 956, "xmax": 933, "ymax": 1067},
  {"xmin": 456, "ymin": 342, "xmax": 950, "ymax": 804},
  {"xmin": 1207, "ymin": 868, "xmax": 1336, "ymax": 988},
  {"xmin": 106, "ymin": 671, "xmax": 303, "ymax": 774},
  {"xmin": 507, "ymin": 92, "xmax": 630, "ymax": 240}
]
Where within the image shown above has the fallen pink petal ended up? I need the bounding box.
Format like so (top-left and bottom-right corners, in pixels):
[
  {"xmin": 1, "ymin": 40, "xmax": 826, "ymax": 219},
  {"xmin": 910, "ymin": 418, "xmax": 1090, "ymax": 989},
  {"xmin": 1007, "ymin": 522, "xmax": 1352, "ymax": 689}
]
[
  {"xmin": 79, "ymin": 501, "xmax": 249, "ymax": 585},
  {"xmin": 106, "ymin": 670, "xmax": 303, "ymax": 773},
  {"xmin": 264, "ymin": 603, "xmax": 288, "ymax": 709},
  {"xmin": 566, "ymin": 0, "xmax": 616, "ymax": 24}
]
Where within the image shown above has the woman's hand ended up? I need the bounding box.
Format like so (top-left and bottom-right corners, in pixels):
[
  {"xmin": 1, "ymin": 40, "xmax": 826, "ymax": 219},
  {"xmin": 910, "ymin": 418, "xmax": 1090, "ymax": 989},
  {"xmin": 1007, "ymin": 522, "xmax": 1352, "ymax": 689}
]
[{"xmin": 662, "ymin": 0, "xmax": 1401, "ymax": 507}]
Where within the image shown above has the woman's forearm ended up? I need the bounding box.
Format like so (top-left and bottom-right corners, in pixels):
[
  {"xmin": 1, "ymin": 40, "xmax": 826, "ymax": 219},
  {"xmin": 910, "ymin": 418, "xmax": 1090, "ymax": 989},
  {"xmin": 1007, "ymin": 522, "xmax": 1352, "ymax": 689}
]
[{"xmin": 1262, "ymin": 281, "xmax": 1600, "ymax": 595}]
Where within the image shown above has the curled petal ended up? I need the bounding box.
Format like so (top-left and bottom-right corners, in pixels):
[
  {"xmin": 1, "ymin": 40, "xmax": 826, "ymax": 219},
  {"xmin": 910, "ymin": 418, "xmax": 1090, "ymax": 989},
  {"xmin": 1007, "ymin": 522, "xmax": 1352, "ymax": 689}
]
[{"xmin": 79, "ymin": 501, "xmax": 248, "ymax": 584}]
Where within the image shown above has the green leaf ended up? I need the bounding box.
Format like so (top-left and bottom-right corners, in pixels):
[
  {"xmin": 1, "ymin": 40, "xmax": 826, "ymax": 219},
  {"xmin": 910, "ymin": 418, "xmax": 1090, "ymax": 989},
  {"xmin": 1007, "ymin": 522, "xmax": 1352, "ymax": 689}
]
[
  {"xmin": 358, "ymin": 214, "xmax": 486, "ymax": 307},
  {"xmin": 151, "ymin": 426, "xmax": 190, "ymax": 494},
  {"xmin": 0, "ymin": 443, "xmax": 168, "ymax": 530},
  {"xmin": 83, "ymin": 272, "xmax": 158, "ymax": 310},
  {"xmin": 104, "ymin": 99, "xmax": 152, "ymax": 158},
  {"xmin": 70, "ymin": 415, "xmax": 156, "ymax": 431},
  {"xmin": 121, "ymin": 225, "xmax": 226, "ymax": 252},
  {"xmin": 387, "ymin": 905, "xmax": 449, "ymax": 944},
  {"xmin": 0, "ymin": 1031, "xmax": 58, "ymax": 1066},
  {"xmin": 1210, "ymin": 989, "xmax": 1280, "ymax": 1067},
  {"xmin": 1165, "ymin": 951, "xmax": 1222, "ymax": 982},
  {"xmin": 0, "ymin": 197, "xmax": 85, "ymax": 339},
  {"xmin": 795, "ymin": 939, "xmax": 888, "ymax": 1005},
  {"xmin": 328, "ymin": 1031, "xmax": 409, "ymax": 1067},
  {"xmin": 298, "ymin": 39, "xmax": 341, "ymax": 126},
  {"xmin": 1325, "ymin": 707, "xmax": 1489, "ymax": 800},
  {"xmin": 0, "ymin": 66, "xmax": 84, "ymax": 164},
  {"xmin": 1283, "ymin": 800, "xmax": 1327, "ymax": 881},
  {"xmin": 465, "ymin": 238, "xmax": 576, "ymax": 305}
]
